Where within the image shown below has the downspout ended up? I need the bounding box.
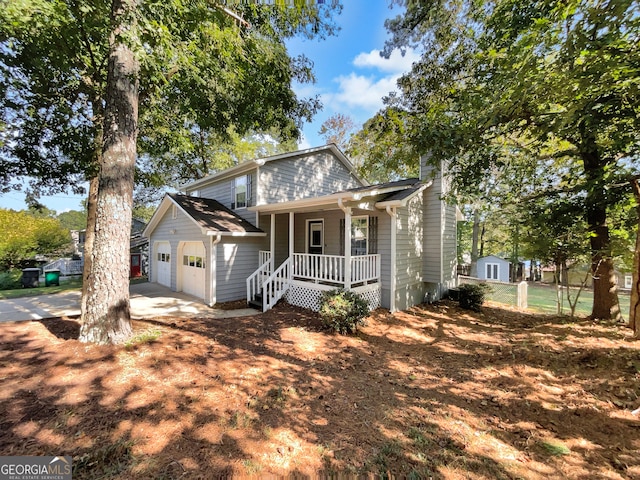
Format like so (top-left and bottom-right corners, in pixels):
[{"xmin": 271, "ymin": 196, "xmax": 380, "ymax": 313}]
[
  {"xmin": 386, "ymin": 206, "xmax": 397, "ymax": 313},
  {"xmin": 338, "ymin": 198, "xmax": 352, "ymax": 290},
  {"xmin": 208, "ymin": 233, "xmax": 222, "ymax": 307}
]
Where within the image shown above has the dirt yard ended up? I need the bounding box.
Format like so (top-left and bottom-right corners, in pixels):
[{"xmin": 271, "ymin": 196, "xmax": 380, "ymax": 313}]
[{"xmin": 1, "ymin": 300, "xmax": 639, "ymax": 479}]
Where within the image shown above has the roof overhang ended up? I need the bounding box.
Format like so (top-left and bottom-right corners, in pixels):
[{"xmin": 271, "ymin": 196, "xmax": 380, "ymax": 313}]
[
  {"xmin": 374, "ymin": 181, "xmax": 432, "ymax": 208},
  {"xmin": 250, "ymin": 181, "xmax": 430, "ymax": 214}
]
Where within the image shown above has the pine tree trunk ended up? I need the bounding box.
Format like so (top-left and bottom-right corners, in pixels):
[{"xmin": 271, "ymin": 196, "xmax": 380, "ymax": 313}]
[
  {"xmin": 582, "ymin": 138, "xmax": 620, "ymax": 321},
  {"xmin": 79, "ymin": 0, "xmax": 138, "ymax": 344},
  {"xmin": 629, "ymin": 179, "xmax": 640, "ymax": 338}
]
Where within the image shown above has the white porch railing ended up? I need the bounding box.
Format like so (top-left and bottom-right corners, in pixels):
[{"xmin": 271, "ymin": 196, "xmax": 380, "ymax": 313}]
[
  {"xmin": 262, "ymin": 257, "xmax": 291, "ymax": 311},
  {"xmin": 42, "ymin": 258, "xmax": 84, "ymax": 275},
  {"xmin": 259, "ymin": 250, "xmax": 272, "ymax": 268},
  {"xmin": 247, "ymin": 253, "xmax": 381, "ymax": 312},
  {"xmin": 246, "ymin": 254, "xmax": 273, "ymax": 306},
  {"xmin": 292, "ymin": 253, "xmax": 380, "ymax": 285}
]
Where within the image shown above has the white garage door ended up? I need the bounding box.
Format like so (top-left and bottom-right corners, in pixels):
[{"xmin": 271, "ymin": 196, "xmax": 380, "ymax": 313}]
[
  {"xmin": 181, "ymin": 242, "xmax": 205, "ymax": 299},
  {"xmin": 156, "ymin": 242, "xmax": 171, "ymax": 288}
]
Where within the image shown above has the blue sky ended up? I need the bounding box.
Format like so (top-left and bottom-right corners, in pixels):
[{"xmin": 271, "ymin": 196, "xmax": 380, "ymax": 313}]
[{"xmin": 0, "ymin": 1, "xmax": 415, "ymax": 213}]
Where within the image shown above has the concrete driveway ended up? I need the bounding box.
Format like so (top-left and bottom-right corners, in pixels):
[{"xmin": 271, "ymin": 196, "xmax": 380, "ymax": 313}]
[{"xmin": 0, "ymin": 282, "xmax": 258, "ymax": 322}]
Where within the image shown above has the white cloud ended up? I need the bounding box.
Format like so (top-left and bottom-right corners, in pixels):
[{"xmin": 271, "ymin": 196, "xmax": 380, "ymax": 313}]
[
  {"xmin": 297, "ymin": 133, "xmax": 312, "ymax": 150},
  {"xmin": 353, "ymin": 48, "xmax": 420, "ymax": 73},
  {"xmin": 325, "ymin": 73, "xmax": 399, "ymax": 111}
]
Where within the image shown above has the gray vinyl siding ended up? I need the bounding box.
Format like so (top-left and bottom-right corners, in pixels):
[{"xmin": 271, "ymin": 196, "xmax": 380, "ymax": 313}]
[
  {"xmin": 149, "ymin": 205, "xmax": 207, "ymax": 291},
  {"xmin": 215, "ymin": 237, "xmax": 263, "ymax": 303},
  {"xmin": 191, "ymin": 169, "xmax": 258, "ymax": 225},
  {"xmin": 395, "ymin": 194, "xmax": 427, "ymax": 311},
  {"xmin": 421, "ymin": 156, "xmax": 457, "ymax": 297},
  {"xmin": 258, "ymin": 151, "xmax": 361, "ymax": 204}
]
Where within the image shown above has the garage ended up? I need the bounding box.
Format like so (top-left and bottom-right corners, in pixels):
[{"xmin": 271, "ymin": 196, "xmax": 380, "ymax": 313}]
[
  {"xmin": 155, "ymin": 242, "xmax": 171, "ymax": 288},
  {"xmin": 180, "ymin": 241, "xmax": 205, "ymax": 299}
]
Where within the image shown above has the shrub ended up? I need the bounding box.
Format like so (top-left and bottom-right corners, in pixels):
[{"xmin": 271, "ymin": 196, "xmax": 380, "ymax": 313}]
[
  {"xmin": 318, "ymin": 289, "xmax": 370, "ymax": 334},
  {"xmin": 458, "ymin": 283, "xmax": 492, "ymax": 311},
  {"xmin": 0, "ymin": 270, "xmax": 22, "ymax": 290}
]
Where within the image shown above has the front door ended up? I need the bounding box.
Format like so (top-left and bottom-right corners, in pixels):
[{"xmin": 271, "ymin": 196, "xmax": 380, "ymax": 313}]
[{"xmin": 307, "ymin": 220, "xmax": 324, "ymax": 254}]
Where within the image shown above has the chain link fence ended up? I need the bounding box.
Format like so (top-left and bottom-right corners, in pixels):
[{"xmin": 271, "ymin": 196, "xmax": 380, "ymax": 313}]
[{"xmin": 458, "ymin": 276, "xmax": 528, "ymax": 309}]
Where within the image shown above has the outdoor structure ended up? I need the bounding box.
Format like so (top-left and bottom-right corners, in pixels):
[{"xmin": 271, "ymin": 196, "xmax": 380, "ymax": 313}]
[
  {"xmin": 143, "ymin": 144, "xmax": 457, "ymax": 312},
  {"xmin": 476, "ymin": 255, "xmax": 511, "ymax": 283}
]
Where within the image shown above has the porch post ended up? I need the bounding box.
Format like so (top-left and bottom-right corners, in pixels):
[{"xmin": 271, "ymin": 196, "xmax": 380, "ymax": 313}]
[
  {"xmin": 289, "ymin": 211, "xmax": 294, "ymax": 259},
  {"xmin": 344, "ymin": 207, "xmax": 351, "ymax": 290},
  {"xmin": 270, "ymin": 213, "xmax": 275, "ymax": 270}
]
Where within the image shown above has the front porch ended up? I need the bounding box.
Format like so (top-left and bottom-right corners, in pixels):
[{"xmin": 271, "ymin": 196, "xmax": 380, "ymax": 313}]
[{"xmin": 247, "ymin": 250, "xmax": 381, "ymax": 312}]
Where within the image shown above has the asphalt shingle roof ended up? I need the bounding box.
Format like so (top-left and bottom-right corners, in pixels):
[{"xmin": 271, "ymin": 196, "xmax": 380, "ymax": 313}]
[{"xmin": 169, "ymin": 194, "xmax": 263, "ymax": 234}]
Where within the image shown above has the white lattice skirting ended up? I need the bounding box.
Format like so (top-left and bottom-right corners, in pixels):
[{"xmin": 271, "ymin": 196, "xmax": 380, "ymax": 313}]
[{"xmin": 285, "ymin": 280, "xmax": 381, "ymax": 312}]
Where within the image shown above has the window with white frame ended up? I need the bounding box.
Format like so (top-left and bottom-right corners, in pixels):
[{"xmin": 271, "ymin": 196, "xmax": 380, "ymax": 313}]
[
  {"xmin": 351, "ymin": 216, "xmax": 368, "ymax": 256},
  {"xmin": 486, "ymin": 263, "xmax": 499, "ymax": 280},
  {"xmin": 231, "ymin": 175, "xmax": 252, "ymax": 209},
  {"xmin": 625, "ymin": 275, "xmax": 632, "ymax": 289}
]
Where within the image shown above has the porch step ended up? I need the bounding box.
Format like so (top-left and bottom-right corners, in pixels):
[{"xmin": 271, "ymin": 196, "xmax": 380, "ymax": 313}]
[{"xmin": 248, "ymin": 293, "xmax": 264, "ymax": 310}]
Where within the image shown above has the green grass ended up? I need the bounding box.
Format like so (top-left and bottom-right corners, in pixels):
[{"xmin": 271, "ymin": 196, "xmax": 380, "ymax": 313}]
[
  {"xmin": 0, "ymin": 275, "xmax": 148, "ymax": 300},
  {"xmin": 539, "ymin": 440, "xmax": 571, "ymax": 456},
  {"xmin": 527, "ymin": 284, "xmax": 630, "ymax": 317},
  {"xmin": 0, "ymin": 277, "xmax": 83, "ymax": 300}
]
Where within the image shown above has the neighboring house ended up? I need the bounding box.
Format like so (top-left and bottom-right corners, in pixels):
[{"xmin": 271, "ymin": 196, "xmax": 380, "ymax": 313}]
[
  {"xmin": 66, "ymin": 219, "xmax": 149, "ymax": 277},
  {"xmin": 476, "ymin": 255, "xmax": 511, "ymax": 283},
  {"xmin": 143, "ymin": 144, "xmax": 457, "ymax": 312}
]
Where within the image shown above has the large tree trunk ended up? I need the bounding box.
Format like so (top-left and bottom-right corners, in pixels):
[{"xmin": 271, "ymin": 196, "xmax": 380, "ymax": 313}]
[
  {"xmin": 581, "ymin": 138, "xmax": 620, "ymax": 321},
  {"xmin": 629, "ymin": 179, "xmax": 640, "ymax": 338},
  {"xmin": 79, "ymin": 0, "xmax": 138, "ymax": 344}
]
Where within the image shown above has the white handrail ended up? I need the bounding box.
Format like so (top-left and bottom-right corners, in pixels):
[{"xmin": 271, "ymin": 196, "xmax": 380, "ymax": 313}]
[
  {"xmin": 246, "ymin": 256, "xmax": 273, "ymax": 305},
  {"xmin": 292, "ymin": 253, "xmax": 380, "ymax": 285},
  {"xmin": 262, "ymin": 257, "xmax": 291, "ymax": 311}
]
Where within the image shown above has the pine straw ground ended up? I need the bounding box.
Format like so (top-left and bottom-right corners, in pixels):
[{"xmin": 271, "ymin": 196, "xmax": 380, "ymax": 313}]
[{"xmin": 1, "ymin": 300, "xmax": 639, "ymax": 479}]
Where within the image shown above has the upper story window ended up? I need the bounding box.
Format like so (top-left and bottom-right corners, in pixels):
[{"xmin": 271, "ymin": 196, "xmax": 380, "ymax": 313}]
[{"xmin": 231, "ymin": 174, "xmax": 252, "ymax": 209}]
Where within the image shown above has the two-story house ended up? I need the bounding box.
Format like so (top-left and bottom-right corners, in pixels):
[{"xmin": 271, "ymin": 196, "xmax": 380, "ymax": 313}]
[{"xmin": 143, "ymin": 144, "xmax": 457, "ymax": 312}]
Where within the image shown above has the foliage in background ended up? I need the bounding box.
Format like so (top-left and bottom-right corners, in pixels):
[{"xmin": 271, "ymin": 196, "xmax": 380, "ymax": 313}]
[
  {"xmin": 319, "ymin": 289, "xmax": 370, "ymax": 334},
  {"xmin": 381, "ymin": 0, "xmax": 640, "ymax": 319},
  {"xmin": 0, "ymin": 209, "xmax": 71, "ymax": 269}
]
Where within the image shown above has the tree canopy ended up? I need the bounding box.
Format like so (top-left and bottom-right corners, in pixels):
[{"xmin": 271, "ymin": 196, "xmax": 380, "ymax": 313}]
[
  {"xmin": 0, "ymin": 209, "xmax": 71, "ymax": 269},
  {"xmin": 380, "ymin": 0, "xmax": 640, "ymax": 319}
]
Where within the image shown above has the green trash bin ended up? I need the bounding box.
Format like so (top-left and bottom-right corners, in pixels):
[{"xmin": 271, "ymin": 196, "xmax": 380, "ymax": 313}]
[{"xmin": 44, "ymin": 269, "xmax": 61, "ymax": 287}]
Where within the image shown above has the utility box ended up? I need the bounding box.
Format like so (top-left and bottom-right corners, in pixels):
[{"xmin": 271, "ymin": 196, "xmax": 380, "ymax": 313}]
[
  {"xmin": 21, "ymin": 268, "xmax": 41, "ymax": 288},
  {"xmin": 44, "ymin": 270, "xmax": 61, "ymax": 287}
]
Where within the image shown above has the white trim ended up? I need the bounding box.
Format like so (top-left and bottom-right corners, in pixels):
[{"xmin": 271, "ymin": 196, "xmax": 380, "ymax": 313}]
[
  {"xmin": 207, "ymin": 234, "xmax": 221, "ymax": 306},
  {"xmin": 624, "ymin": 275, "xmax": 632, "ymax": 289},
  {"xmin": 486, "ymin": 262, "xmax": 500, "ymax": 280},
  {"xmin": 249, "ymin": 183, "xmax": 420, "ymax": 214},
  {"xmin": 289, "ymin": 212, "xmax": 295, "ymax": 259},
  {"xmin": 386, "ymin": 206, "xmax": 397, "ymax": 313},
  {"xmin": 350, "ymin": 215, "xmax": 369, "ymax": 256},
  {"xmin": 305, "ymin": 218, "xmax": 324, "ymax": 254}
]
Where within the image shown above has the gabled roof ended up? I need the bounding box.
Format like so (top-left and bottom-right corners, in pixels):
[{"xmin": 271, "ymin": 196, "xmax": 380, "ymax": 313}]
[
  {"xmin": 181, "ymin": 143, "xmax": 368, "ymax": 191},
  {"xmin": 143, "ymin": 194, "xmax": 265, "ymax": 238}
]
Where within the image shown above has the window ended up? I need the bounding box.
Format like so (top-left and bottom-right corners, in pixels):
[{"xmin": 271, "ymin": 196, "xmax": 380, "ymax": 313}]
[
  {"xmin": 486, "ymin": 263, "xmax": 499, "ymax": 280},
  {"xmin": 625, "ymin": 275, "xmax": 632, "ymax": 289},
  {"xmin": 339, "ymin": 216, "xmax": 377, "ymax": 256},
  {"xmin": 231, "ymin": 175, "xmax": 252, "ymax": 209},
  {"xmin": 351, "ymin": 216, "xmax": 368, "ymax": 256},
  {"xmin": 183, "ymin": 255, "xmax": 205, "ymax": 268},
  {"xmin": 158, "ymin": 253, "xmax": 170, "ymax": 262}
]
